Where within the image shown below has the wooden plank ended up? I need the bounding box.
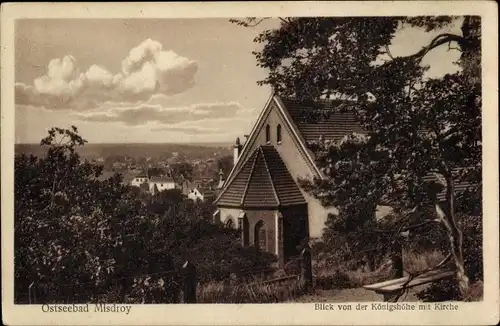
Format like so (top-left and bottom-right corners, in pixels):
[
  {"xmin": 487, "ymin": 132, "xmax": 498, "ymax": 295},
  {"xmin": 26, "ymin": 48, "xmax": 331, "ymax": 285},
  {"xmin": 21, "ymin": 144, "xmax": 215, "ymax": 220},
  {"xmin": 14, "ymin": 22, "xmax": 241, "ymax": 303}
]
[
  {"xmin": 381, "ymin": 270, "xmax": 454, "ymax": 292},
  {"xmin": 363, "ymin": 277, "xmax": 410, "ymax": 291},
  {"xmin": 363, "ymin": 269, "xmax": 455, "ymax": 293}
]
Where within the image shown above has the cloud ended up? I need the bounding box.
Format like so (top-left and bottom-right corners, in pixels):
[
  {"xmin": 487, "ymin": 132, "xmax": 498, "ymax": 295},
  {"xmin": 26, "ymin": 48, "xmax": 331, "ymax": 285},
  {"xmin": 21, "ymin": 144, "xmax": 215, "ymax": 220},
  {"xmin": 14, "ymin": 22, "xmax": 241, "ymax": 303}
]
[
  {"xmin": 16, "ymin": 39, "xmax": 198, "ymax": 110},
  {"xmin": 73, "ymin": 101, "xmax": 253, "ymax": 126},
  {"xmin": 85, "ymin": 65, "xmax": 115, "ymax": 88},
  {"xmin": 33, "ymin": 55, "xmax": 85, "ymax": 99}
]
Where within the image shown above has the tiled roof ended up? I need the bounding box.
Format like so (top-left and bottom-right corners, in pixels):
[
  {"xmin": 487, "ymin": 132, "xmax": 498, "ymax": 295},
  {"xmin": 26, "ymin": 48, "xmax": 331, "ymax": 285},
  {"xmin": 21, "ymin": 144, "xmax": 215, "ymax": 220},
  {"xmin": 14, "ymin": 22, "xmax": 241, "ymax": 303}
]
[
  {"xmin": 198, "ymin": 187, "xmax": 215, "ymax": 197},
  {"xmin": 133, "ymin": 170, "xmax": 149, "ymax": 178},
  {"xmin": 90, "ymin": 171, "xmax": 116, "ymax": 182},
  {"xmin": 215, "ymin": 145, "xmax": 306, "ymax": 208},
  {"xmin": 150, "ymin": 176, "xmax": 175, "ymax": 183},
  {"xmin": 280, "ymin": 98, "xmax": 364, "ymax": 143},
  {"xmin": 122, "ymin": 172, "xmax": 138, "ymax": 185}
]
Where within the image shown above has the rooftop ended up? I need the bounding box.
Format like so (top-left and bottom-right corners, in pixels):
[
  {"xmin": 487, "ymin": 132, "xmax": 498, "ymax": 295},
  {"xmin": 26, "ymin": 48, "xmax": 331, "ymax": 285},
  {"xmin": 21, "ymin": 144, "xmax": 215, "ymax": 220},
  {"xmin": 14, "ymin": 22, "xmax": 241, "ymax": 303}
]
[
  {"xmin": 215, "ymin": 145, "xmax": 306, "ymax": 208},
  {"xmin": 150, "ymin": 176, "xmax": 175, "ymax": 183},
  {"xmin": 281, "ymin": 97, "xmax": 364, "ymax": 143}
]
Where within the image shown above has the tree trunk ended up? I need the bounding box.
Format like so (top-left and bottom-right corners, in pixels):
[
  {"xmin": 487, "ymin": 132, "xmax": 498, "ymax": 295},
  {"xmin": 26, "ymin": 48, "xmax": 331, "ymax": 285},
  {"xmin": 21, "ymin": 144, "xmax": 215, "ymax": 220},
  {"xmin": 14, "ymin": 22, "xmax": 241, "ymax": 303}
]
[
  {"xmin": 437, "ymin": 176, "xmax": 469, "ymax": 297},
  {"xmin": 390, "ymin": 238, "xmax": 404, "ymax": 278},
  {"xmin": 365, "ymin": 254, "xmax": 376, "ymax": 272}
]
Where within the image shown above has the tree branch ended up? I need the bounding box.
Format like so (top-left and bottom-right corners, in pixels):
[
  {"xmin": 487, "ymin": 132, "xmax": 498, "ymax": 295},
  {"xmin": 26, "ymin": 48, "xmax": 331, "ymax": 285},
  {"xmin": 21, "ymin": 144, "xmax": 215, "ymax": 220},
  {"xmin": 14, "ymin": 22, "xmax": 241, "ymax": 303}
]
[
  {"xmin": 246, "ymin": 18, "xmax": 270, "ymax": 27},
  {"xmin": 229, "ymin": 18, "xmax": 270, "ymax": 27},
  {"xmin": 372, "ymin": 218, "xmax": 441, "ymax": 234},
  {"xmin": 278, "ymin": 17, "xmax": 292, "ymax": 25},
  {"xmin": 410, "ymin": 33, "xmax": 465, "ymax": 62},
  {"xmin": 389, "ymin": 252, "xmax": 453, "ymax": 302},
  {"xmin": 384, "ymin": 45, "xmax": 394, "ymax": 60}
]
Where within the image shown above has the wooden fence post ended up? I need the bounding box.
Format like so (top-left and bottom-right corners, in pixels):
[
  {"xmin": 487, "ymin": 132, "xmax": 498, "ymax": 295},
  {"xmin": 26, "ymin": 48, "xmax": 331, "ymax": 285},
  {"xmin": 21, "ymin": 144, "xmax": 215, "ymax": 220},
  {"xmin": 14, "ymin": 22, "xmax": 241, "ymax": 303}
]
[
  {"xmin": 28, "ymin": 282, "xmax": 35, "ymax": 304},
  {"xmin": 182, "ymin": 261, "xmax": 197, "ymax": 303},
  {"xmin": 391, "ymin": 238, "xmax": 404, "ymax": 279},
  {"xmin": 300, "ymin": 244, "xmax": 313, "ymax": 292}
]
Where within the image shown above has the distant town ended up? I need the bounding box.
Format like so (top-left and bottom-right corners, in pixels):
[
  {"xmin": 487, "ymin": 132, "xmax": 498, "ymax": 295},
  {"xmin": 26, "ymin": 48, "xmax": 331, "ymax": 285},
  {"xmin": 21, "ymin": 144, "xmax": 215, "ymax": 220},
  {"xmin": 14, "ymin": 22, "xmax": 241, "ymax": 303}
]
[{"xmin": 15, "ymin": 142, "xmax": 236, "ymax": 202}]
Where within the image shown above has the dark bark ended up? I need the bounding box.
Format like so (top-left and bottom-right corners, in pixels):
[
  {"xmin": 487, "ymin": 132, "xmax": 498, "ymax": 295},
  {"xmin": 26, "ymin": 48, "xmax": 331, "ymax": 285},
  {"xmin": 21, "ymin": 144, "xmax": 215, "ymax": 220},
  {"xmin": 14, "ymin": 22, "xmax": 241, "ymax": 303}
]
[
  {"xmin": 390, "ymin": 238, "xmax": 404, "ymax": 279},
  {"xmin": 436, "ymin": 174, "xmax": 469, "ymax": 297}
]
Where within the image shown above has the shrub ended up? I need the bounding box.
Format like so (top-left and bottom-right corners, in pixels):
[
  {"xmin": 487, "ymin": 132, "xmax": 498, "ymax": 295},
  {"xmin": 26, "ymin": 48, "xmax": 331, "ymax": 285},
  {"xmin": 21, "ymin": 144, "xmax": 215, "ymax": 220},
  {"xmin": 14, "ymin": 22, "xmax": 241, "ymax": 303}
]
[
  {"xmin": 402, "ymin": 250, "xmax": 445, "ymax": 274},
  {"xmin": 197, "ymin": 279, "xmax": 305, "ymax": 303},
  {"xmin": 416, "ymin": 214, "xmax": 483, "ymax": 301},
  {"xmin": 14, "ymin": 127, "xmax": 276, "ymax": 304},
  {"xmin": 315, "ymin": 270, "xmax": 356, "ymax": 290},
  {"xmin": 416, "ymin": 279, "xmax": 463, "ymax": 302}
]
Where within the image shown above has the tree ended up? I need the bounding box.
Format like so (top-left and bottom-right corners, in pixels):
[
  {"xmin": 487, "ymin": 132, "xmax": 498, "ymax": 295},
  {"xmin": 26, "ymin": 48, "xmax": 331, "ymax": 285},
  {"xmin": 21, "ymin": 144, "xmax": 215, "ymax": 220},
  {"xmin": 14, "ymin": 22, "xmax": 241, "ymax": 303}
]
[
  {"xmin": 148, "ymin": 189, "xmax": 185, "ymax": 215},
  {"xmin": 235, "ymin": 16, "xmax": 481, "ymax": 297},
  {"xmin": 147, "ymin": 167, "xmax": 166, "ymax": 178},
  {"xmin": 15, "ymin": 127, "xmax": 276, "ymax": 303},
  {"xmin": 214, "ymin": 155, "xmax": 234, "ymax": 180},
  {"xmin": 14, "ymin": 126, "xmax": 143, "ymax": 302},
  {"xmin": 171, "ymin": 162, "xmax": 194, "ymax": 181}
]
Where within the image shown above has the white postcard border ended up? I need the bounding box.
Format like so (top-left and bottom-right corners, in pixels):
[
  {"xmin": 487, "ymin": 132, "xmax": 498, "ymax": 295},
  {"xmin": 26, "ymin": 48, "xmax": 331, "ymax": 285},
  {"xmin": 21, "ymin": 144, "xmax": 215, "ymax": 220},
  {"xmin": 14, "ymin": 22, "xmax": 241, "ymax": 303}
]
[{"xmin": 1, "ymin": 2, "xmax": 498, "ymax": 325}]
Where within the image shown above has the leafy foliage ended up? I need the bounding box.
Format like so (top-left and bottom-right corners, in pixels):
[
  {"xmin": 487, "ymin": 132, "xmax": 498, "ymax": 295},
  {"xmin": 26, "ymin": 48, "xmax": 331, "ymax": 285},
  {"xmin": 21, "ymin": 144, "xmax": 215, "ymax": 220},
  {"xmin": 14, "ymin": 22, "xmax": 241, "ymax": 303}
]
[
  {"xmin": 15, "ymin": 127, "xmax": 275, "ymax": 304},
  {"xmin": 416, "ymin": 214, "xmax": 483, "ymax": 301},
  {"xmin": 237, "ymin": 16, "xmax": 482, "ymax": 294},
  {"xmin": 170, "ymin": 162, "xmax": 194, "ymax": 181},
  {"xmin": 215, "ymin": 155, "xmax": 234, "ymax": 180}
]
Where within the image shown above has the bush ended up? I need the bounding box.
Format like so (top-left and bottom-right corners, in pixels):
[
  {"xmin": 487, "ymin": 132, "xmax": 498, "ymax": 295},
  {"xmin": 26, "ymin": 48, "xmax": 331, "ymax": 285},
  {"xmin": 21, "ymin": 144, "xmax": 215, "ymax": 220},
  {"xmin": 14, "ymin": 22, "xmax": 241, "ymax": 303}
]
[
  {"xmin": 315, "ymin": 270, "xmax": 356, "ymax": 290},
  {"xmin": 416, "ymin": 214, "xmax": 483, "ymax": 301},
  {"xmin": 197, "ymin": 279, "xmax": 306, "ymax": 303},
  {"xmin": 416, "ymin": 279, "xmax": 462, "ymax": 302},
  {"xmin": 14, "ymin": 127, "xmax": 276, "ymax": 304},
  {"xmin": 402, "ymin": 250, "xmax": 445, "ymax": 274}
]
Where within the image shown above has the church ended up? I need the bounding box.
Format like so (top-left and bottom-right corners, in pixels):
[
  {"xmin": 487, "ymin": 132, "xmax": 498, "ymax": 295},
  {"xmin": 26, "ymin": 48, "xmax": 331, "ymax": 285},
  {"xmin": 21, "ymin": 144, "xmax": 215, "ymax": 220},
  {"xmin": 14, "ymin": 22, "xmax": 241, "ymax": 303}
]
[
  {"xmin": 213, "ymin": 93, "xmax": 477, "ymax": 266},
  {"xmin": 213, "ymin": 93, "xmax": 363, "ymax": 265}
]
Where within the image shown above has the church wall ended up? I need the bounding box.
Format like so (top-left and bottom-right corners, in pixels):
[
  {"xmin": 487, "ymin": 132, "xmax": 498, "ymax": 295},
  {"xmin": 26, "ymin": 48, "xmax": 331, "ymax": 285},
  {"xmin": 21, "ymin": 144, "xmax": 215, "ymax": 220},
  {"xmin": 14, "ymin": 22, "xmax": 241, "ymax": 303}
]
[
  {"xmin": 244, "ymin": 209, "xmax": 278, "ymax": 256},
  {"xmin": 243, "ymin": 101, "xmax": 338, "ymax": 240},
  {"xmin": 219, "ymin": 207, "xmax": 283, "ymax": 258},
  {"xmin": 219, "ymin": 207, "xmax": 241, "ymax": 227}
]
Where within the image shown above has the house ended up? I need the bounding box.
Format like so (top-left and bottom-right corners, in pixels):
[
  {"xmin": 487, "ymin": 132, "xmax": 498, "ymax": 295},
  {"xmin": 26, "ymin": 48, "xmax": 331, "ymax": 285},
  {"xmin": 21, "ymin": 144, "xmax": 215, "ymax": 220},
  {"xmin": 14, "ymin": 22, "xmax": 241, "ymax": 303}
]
[
  {"xmin": 216, "ymin": 169, "xmax": 225, "ymax": 191},
  {"xmin": 149, "ymin": 176, "xmax": 176, "ymax": 195},
  {"xmin": 213, "ymin": 93, "xmax": 478, "ymax": 265},
  {"xmin": 187, "ymin": 186, "xmax": 215, "ymax": 202},
  {"xmin": 130, "ymin": 172, "xmax": 149, "ymax": 187},
  {"xmin": 180, "ymin": 179, "xmax": 192, "ymax": 197}
]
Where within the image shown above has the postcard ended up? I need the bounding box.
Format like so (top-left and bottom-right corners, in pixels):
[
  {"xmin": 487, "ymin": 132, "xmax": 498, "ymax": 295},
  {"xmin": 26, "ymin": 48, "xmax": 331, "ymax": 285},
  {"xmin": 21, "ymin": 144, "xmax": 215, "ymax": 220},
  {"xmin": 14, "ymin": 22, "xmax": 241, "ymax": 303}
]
[{"xmin": 1, "ymin": 1, "xmax": 498, "ymax": 325}]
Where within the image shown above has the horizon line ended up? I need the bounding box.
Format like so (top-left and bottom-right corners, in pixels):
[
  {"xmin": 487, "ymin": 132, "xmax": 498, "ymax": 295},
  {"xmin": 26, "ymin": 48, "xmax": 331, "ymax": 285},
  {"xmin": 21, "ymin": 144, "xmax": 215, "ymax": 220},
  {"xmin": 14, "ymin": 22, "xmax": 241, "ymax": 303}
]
[{"xmin": 16, "ymin": 141, "xmax": 234, "ymax": 145}]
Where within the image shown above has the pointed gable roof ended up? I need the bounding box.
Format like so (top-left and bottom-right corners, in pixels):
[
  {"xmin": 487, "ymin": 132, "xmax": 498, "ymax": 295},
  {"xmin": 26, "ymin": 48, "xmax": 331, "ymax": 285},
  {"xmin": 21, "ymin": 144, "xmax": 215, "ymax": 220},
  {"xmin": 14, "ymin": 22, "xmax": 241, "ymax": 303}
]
[
  {"xmin": 215, "ymin": 145, "xmax": 306, "ymax": 208},
  {"xmin": 218, "ymin": 94, "xmax": 362, "ymax": 198}
]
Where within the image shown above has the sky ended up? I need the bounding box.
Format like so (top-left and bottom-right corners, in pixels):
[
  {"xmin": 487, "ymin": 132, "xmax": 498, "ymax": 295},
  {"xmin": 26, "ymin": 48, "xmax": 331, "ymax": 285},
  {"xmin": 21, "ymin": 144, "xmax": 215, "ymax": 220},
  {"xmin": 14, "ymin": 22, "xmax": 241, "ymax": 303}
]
[{"xmin": 15, "ymin": 18, "xmax": 462, "ymax": 144}]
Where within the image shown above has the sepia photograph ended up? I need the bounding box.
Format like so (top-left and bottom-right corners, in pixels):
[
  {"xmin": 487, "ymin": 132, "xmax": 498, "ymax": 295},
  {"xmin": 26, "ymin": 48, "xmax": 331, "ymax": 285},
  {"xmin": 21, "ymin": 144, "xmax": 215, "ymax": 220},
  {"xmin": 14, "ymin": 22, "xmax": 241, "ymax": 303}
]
[{"xmin": 1, "ymin": 2, "xmax": 498, "ymax": 325}]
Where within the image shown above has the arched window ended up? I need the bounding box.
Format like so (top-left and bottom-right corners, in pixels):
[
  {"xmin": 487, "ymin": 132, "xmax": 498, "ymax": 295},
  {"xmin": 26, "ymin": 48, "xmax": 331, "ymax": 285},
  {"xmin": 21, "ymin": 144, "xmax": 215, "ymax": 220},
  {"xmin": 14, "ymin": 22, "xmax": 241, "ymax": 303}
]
[
  {"xmin": 277, "ymin": 124, "xmax": 282, "ymax": 143},
  {"xmin": 225, "ymin": 218, "xmax": 234, "ymax": 228},
  {"xmin": 254, "ymin": 220, "xmax": 267, "ymax": 251},
  {"xmin": 265, "ymin": 124, "xmax": 270, "ymax": 143}
]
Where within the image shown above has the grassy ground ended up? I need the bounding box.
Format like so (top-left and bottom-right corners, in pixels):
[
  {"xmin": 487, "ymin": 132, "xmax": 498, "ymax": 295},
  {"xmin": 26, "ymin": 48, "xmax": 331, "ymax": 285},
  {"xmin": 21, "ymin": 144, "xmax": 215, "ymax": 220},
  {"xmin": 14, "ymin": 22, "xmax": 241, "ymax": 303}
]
[
  {"xmin": 195, "ymin": 250, "xmax": 482, "ymax": 303},
  {"xmin": 294, "ymin": 250, "xmax": 447, "ymax": 303}
]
